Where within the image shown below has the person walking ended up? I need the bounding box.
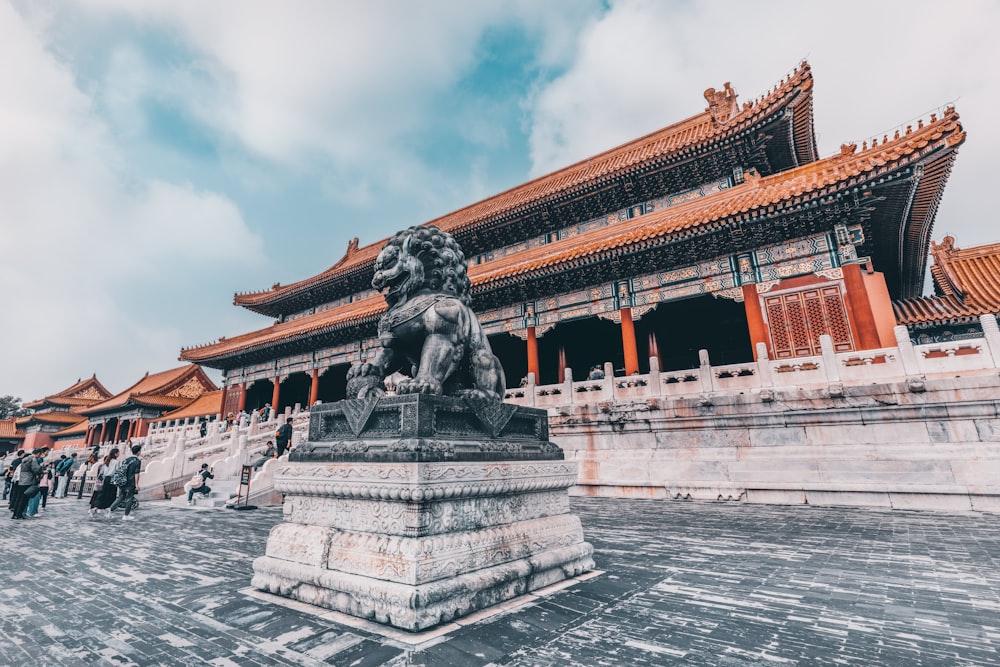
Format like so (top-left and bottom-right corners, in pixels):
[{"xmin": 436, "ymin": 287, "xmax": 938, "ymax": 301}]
[
  {"xmin": 90, "ymin": 448, "xmax": 120, "ymax": 517},
  {"xmin": 25, "ymin": 462, "xmax": 52, "ymax": 518},
  {"xmin": 108, "ymin": 444, "xmax": 142, "ymax": 520},
  {"xmin": 54, "ymin": 453, "xmax": 75, "ymax": 498},
  {"xmin": 4, "ymin": 450, "xmax": 25, "ymax": 501},
  {"xmin": 11, "ymin": 448, "xmax": 46, "ymax": 520},
  {"xmin": 275, "ymin": 418, "xmax": 293, "ymax": 457},
  {"xmin": 187, "ymin": 464, "xmax": 214, "ymax": 505}
]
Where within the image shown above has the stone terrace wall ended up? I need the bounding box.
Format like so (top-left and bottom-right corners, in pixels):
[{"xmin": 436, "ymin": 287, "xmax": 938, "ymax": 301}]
[{"xmin": 550, "ymin": 373, "xmax": 1000, "ymax": 511}]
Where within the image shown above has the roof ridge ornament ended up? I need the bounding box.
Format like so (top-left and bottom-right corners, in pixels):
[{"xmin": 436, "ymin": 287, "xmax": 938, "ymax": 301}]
[{"xmin": 704, "ymin": 82, "xmax": 739, "ymax": 125}]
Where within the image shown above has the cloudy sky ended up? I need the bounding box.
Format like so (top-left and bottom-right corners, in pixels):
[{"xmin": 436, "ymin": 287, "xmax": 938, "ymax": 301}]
[{"xmin": 3, "ymin": 0, "xmax": 998, "ymax": 402}]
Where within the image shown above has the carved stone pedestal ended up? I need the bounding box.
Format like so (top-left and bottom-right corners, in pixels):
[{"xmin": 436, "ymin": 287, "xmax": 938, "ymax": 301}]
[{"xmin": 251, "ymin": 394, "xmax": 594, "ymax": 632}]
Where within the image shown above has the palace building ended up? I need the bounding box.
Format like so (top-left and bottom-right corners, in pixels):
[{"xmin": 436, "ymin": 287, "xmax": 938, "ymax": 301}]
[
  {"xmin": 180, "ymin": 62, "xmax": 972, "ymax": 415},
  {"xmin": 16, "ymin": 376, "xmax": 112, "ymax": 451}
]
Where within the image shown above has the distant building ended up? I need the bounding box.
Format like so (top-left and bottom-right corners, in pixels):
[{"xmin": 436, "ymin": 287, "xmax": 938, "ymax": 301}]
[
  {"xmin": 75, "ymin": 365, "xmax": 217, "ymax": 447},
  {"xmin": 16, "ymin": 376, "xmax": 112, "ymax": 451},
  {"xmin": 0, "ymin": 419, "xmax": 23, "ymax": 454},
  {"xmin": 895, "ymin": 236, "xmax": 1000, "ymax": 343}
]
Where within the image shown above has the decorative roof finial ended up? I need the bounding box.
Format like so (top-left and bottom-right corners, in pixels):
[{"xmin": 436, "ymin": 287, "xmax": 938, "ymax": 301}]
[{"xmin": 704, "ymin": 82, "xmax": 739, "ymax": 125}]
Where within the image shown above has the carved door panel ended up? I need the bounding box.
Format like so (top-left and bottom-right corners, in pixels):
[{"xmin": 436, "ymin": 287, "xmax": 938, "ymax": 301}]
[{"xmin": 764, "ymin": 285, "xmax": 854, "ymax": 358}]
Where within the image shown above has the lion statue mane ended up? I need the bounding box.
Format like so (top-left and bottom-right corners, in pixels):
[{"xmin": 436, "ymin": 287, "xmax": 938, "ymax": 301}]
[{"xmin": 346, "ymin": 225, "xmax": 506, "ymax": 400}]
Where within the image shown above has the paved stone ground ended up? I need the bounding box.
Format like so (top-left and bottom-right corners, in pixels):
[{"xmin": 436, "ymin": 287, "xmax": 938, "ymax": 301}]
[{"xmin": 2, "ymin": 495, "xmax": 999, "ymax": 666}]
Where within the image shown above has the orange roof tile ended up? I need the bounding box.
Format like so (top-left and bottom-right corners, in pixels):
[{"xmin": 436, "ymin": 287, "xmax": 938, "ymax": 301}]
[
  {"xmin": 234, "ymin": 63, "xmax": 816, "ymax": 312},
  {"xmin": 182, "ymin": 296, "xmax": 385, "ymax": 362},
  {"xmin": 15, "ymin": 412, "xmax": 86, "ymax": 428},
  {"xmin": 895, "ymin": 236, "xmax": 1000, "ymax": 326},
  {"xmin": 470, "ymin": 110, "xmax": 963, "ymax": 289},
  {"xmin": 0, "ymin": 419, "xmax": 23, "ymax": 439},
  {"xmin": 80, "ymin": 365, "xmax": 217, "ymax": 415},
  {"xmin": 184, "ymin": 109, "xmax": 962, "ymax": 364},
  {"xmin": 53, "ymin": 420, "xmax": 90, "ymax": 437},
  {"xmin": 23, "ymin": 376, "xmax": 112, "ymax": 409},
  {"xmin": 152, "ymin": 390, "xmax": 224, "ymax": 423}
]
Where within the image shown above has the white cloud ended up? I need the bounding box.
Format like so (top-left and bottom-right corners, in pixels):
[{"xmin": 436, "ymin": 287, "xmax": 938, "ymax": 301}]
[
  {"xmin": 78, "ymin": 0, "xmax": 599, "ymax": 167},
  {"xmin": 0, "ymin": 1, "xmax": 263, "ymax": 401},
  {"xmin": 525, "ymin": 0, "xmax": 1000, "ymax": 248}
]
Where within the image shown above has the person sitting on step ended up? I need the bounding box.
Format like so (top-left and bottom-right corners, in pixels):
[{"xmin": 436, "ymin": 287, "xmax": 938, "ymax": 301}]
[{"xmin": 187, "ymin": 464, "xmax": 214, "ymax": 505}]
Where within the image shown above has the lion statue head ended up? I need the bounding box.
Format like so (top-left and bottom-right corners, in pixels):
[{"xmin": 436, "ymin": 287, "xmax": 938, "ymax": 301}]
[{"xmin": 371, "ymin": 226, "xmax": 471, "ymax": 308}]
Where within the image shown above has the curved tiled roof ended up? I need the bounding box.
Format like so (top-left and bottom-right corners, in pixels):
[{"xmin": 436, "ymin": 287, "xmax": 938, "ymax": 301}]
[
  {"xmin": 80, "ymin": 365, "xmax": 217, "ymax": 416},
  {"xmin": 151, "ymin": 390, "xmax": 223, "ymax": 423},
  {"xmin": 15, "ymin": 412, "xmax": 86, "ymax": 428},
  {"xmin": 0, "ymin": 419, "xmax": 23, "ymax": 440},
  {"xmin": 894, "ymin": 236, "xmax": 1000, "ymax": 326},
  {"xmin": 233, "ymin": 63, "xmax": 817, "ymax": 314},
  {"xmin": 23, "ymin": 376, "xmax": 112, "ymax": 410},
  {"xmin": 53, "ymin": 420, "xmax": 90, "ymax": 438},
  {"xmin": 183, "ymin": 109, "xmax": 962, "ymax": 365},
  {"xmin": 181, "ymin": 296, "xmax": 385, "ymax": 363}
]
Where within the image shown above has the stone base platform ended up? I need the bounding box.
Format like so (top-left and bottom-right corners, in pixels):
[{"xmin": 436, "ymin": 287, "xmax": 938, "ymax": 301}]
[{"xmin": 251, "ymin": 395, "xmax": 594, "ymax": 632}]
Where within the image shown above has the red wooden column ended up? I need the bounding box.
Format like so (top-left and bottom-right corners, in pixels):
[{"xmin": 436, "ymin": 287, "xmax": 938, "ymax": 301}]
[
  {"xmin": 271, "ymin": 376, "xmax": 281, "ymax": 412},
  {"xmin": 113, "ymin": 420, "xmax": 123, "ymax": 443},
  {"xmin": 741, "ymin": 283, "xmax": 771, "ymax": 359},
  {"xmin": 526, "ymin": 327, "xmax": 539, "ymax": 382},
  {"xmin": 97, "ymin": 421, "xmax": 106, "ymax": 444},
  {"xmin": 309, "ymin": 370, "xmax": 319, "ymax": 406},
  {"xmin": 85, "ymin": 426, "xmax": 93, "ymax": 446},
  {"xmin": 237, "ymin": 383, "xmax": 247, "ymax": 412},
  {"xmin": 842, "ymin": 263, "xmax": 881, "ymax": 350},
  {"xmin": 126, "ymin": 420, "xmax": 136, "ymax": 440},
  {"xmin": 219, "ymin": 385, "xmax": 229, "ymax": 417},
  {"xmin": 620, "ymin": 307, "xmax": 639, "ymax": 376}
]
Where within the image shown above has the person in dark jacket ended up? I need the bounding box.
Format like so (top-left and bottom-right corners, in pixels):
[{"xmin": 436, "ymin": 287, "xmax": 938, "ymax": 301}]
[
  {"xmin": 11, "ymin": 448, "xmax": 47, "ymax": 520},
  {"xmin": 275, "ymin": 419, "xmax": 293, "ymax": 457}
]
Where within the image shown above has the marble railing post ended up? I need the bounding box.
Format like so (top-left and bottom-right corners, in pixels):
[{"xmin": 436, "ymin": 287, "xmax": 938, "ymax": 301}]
[
  {"xmin": 698, "ymin": 349, "xmax": 713, "ymax": 394},
  {"xmin": 820, "ymin": 335, "xmax": 840, "ymax": 382},
  {"xmin": 563, "ymin": 367, "xmax": 574, "ymax": 402},
  {"xmin": 894, "ymin": 325, "xmax": 920, "ymax": 376},
  {"xmin": 755, "ymin": 342, "xmax": 773, "ymax": 388},
  {"xmin": 525, "ymin": 372, "xmax": 536, "ymax": 407},
  {"xmin": 648, "ymin": 356, "xmax": 661, "ymax": 392},
  {"xmin": 981, "ymin": 314, "xmax": 1000, "ymax": 368}
]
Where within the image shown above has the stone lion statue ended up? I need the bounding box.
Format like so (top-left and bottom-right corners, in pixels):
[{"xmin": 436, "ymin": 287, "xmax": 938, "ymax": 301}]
[{"xmin": 346, "ymin": 226, "xmax": 506, "ymax": 400}]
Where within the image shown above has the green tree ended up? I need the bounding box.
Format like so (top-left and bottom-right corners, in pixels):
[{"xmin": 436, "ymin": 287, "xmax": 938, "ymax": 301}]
[{"xmin": 0, "ymin": 395, "xmax": 31, "ymax": 419}]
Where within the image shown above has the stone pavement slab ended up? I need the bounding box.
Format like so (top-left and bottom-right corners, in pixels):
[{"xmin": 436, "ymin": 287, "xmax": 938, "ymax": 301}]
[{"xmin": 1, "ymin": 495, "xmax": 999, "ymax": 665}]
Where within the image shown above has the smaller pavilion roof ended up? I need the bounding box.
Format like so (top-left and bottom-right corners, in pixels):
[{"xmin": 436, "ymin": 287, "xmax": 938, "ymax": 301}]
[
  {"xmin": 0, "ymin": 419, "xmax": 24, "ymax": 440},
  {"xmin": 53, "ymin": 420, "xmax": 89, "ymax": 438},
  {"xmin": 80, "ymin": 365, "xmax": 217, "ymax": 416},
  {"xmin": 894, "ymin": 236, "xmax": 1000, "ymax": 327},
  {"xmin": 23, "ymin": 375, "xmax": 113, "ymax": 410},
  {"xmin": 15, "ymin": 412, "xmax": 86, "ymax": 428},
  {"xmin": 151, "ymin": 390, "xmax": 223, "ymax": 423}
]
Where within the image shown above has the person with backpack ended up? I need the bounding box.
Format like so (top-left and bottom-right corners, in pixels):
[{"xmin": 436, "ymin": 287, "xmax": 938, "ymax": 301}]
[
  {"xmin": 54, "ymin": 453, "xmax": 76, "ymax": 498},
  {"xmin": 275, "ymin": 418, "xmax": 293, "ymax": 457},
  {"xmin": 107, "ymin": 444, "xmax": 142, "ymax": 521},
  {"xmin": 25, "ymin": 462, "xmax": 52, "ymax": 517},
  {"xmin": 11, "ymin": 447, "xmax": 47, "ymax": 520},
  {"xmin": 187, "ymin": 464, "xmax": 214, "ymax": 505}
]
